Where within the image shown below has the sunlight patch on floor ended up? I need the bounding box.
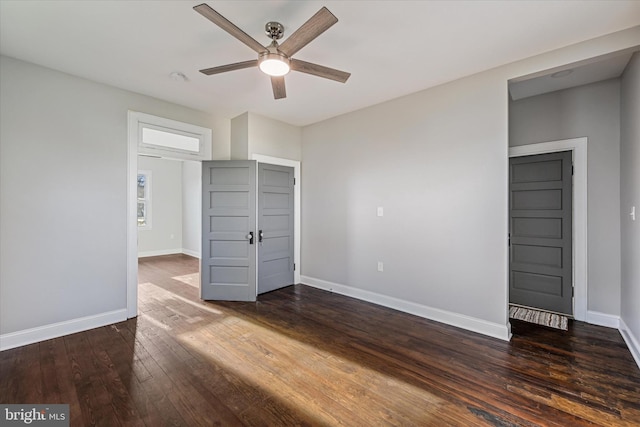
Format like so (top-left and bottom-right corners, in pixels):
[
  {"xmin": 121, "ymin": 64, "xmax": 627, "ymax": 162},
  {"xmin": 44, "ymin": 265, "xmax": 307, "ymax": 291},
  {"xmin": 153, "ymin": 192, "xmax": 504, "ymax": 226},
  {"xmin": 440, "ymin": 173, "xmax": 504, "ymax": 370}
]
[
  {"xmin": 172, "ymin": 273, "xmax": 199, "ymax": 288},
  {"xmin": 139, "ymin": 279, "xmax": 446, "ymax": 424},
  {"xmin": 138, "ymin": 311, "xmax": 171, "ymax": 331},
  {"xmin": 140, "ymin": 281, "xmax": 223, "ymax": 315},
  {"xmin": 174, "ymin": 310, "xmax": 445, "ymax": 425}
]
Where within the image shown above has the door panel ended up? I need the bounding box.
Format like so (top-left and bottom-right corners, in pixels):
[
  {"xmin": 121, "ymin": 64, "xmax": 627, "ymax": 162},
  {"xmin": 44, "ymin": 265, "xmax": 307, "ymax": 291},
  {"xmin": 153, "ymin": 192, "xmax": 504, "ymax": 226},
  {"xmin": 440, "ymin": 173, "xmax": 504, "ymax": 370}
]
[
  {"xmin": 512, "ymin": 217, "xmax": 562, "ymax": 239},
  {"xmin": 511, "ymin": 189, "xmax": 562, "ymax": 210},
  {"xmin": 512, "ymin": 272, "xmax": 563, "ymax": 295},
  {"xmin": 512, "ymin": 245, "xmax": 562, "ymax": 268},
  {"xmin": 511, "ymin": 159, "xmax": 562, "ymax": 182},
  {"xmin": 509, "ymin": 151, "xmax": 572, "ymax": 315},
  {"xmin": 258, "ymin": 163, "xmax": 294, "ymax": 294},
  {"xmin": 201, "ymin": 161, "xmax": 256, "ymax": 301}
]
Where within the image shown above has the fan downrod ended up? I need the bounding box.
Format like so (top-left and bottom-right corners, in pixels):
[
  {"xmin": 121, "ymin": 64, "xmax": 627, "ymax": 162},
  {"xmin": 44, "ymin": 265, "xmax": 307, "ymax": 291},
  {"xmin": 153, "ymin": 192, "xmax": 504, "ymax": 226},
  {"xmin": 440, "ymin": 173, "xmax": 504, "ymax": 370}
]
[{"xmin": 265, "ymin": 22, "xmax": 284, "ymax": 40}]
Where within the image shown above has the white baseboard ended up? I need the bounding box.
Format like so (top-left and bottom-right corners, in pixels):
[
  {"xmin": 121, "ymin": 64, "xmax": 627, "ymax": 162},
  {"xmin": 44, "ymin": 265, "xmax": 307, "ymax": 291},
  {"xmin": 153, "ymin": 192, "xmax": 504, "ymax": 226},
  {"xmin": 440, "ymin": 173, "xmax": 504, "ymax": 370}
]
[
  {"xmin": 586, "ymin": 310, "xmax": 620, "ymax": 328},
  {"xmin": 619, "ymin": 318, "xmax": 640, "ymax": 370},
  {"xmin": 181, "ymin": 248, "xmax": 201, "ymax": 259},
  {"xmin": 301, "ymin": 276, "xmax": 511, "ymax": 341},
  {"xmin": 138, "ymin": 248, "xmax": 183, "ymax": 258},
  {"xmin": 0, "ymin": 309, "xmax": 127, "ymax": 351},
  {"xmin": 138, "ymin": 249, "xmax": 200, "ymax": 258}
]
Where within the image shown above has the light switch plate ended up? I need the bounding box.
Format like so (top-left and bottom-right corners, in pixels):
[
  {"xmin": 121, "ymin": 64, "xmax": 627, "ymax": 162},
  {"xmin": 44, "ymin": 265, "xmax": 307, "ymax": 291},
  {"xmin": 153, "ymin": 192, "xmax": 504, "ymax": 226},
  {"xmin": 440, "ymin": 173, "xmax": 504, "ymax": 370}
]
[{"xmin": 377, "ymin": 207, "xmax": 384, "ymax": 217}]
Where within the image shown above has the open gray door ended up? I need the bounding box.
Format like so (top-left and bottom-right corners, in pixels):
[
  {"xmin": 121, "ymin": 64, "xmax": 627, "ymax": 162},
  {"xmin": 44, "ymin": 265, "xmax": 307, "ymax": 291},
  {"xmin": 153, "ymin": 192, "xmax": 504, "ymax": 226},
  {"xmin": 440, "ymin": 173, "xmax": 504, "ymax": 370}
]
[
  {"xmin": 257, "ymin": 163, "xmax": 294, "ymax": 294},
  {"xmin": 509, "ymin": 151, "xmax": 573, "ymax": 315},
  {"xmin": 201, "ymin": 161, "xmax": 256, "ymax": 301}
]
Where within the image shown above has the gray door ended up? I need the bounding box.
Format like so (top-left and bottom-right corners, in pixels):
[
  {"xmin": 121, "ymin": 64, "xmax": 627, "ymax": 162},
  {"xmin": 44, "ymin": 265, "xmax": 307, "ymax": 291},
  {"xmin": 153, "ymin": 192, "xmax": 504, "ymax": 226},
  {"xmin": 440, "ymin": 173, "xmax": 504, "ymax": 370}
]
[
  {"xmin": 257, "ymin": 163, "xmax": 294, "ymax": 294},
  {"xmin": 509, "ymin": 151, "xmax": 573, "ymax": 315},
  {"xmin": 201, "ymin": 161, "xmax": 256, "ymax": 301}
]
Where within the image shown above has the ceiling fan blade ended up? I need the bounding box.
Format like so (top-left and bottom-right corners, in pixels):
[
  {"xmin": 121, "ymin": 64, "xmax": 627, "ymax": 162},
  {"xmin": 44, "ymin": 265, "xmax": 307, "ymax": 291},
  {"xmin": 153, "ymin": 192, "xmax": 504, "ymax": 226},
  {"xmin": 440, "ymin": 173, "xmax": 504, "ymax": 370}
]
[
  {"xmin": 271, "ymin": 76, "xmax": 287, "ymax": 99},
  {"xmin": 290, "ymin": 59, "xmax": 350, "ymax": 83},
  {"xmin": 194, "ymin": 4, "xmax": 266, "ymax": 54},
  {"xmin": 199, "ymin": 59, "xmax": 258, "ymax": 75},
  {"xmin": 278, "ymin": 7, "xmax": 338, "ymax": 57}
]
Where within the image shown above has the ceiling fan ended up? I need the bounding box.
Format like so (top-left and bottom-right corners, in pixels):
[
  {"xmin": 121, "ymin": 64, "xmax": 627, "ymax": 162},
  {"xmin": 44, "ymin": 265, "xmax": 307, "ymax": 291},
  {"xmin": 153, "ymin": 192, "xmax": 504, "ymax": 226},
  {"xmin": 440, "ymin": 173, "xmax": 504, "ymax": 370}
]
[{"xmin": 194, "ymin": 3, "xmax": 351, "ymax": 99}]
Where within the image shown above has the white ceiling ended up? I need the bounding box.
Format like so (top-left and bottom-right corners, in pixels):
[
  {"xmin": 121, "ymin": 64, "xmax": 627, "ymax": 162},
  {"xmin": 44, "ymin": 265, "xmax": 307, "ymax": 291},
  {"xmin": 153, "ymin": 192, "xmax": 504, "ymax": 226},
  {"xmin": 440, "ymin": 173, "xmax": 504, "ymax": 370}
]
[{"xmin": 1, "ymin": 1, "xmax": 639, "ymax": 126}]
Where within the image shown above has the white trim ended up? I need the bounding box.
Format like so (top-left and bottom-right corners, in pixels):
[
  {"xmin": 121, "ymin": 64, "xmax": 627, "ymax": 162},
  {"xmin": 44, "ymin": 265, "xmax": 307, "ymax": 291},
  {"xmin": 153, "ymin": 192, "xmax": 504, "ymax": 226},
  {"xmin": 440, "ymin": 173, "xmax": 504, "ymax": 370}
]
[
  {"xmin": 0, "ymin": 309, "xmax": 127, "ymax": 351},
  {"xmin": 182, "ymin": 248, "xmax": 201, "ymax": 259},
  {"xmin": 138, "ymin": 248, "xmax": 184, "ymax": 258},
  {"xmin": 128, "ymin": 111, "xmax": 213, "ymax": 319},
  {"xmin": 302, "ymin": 276, "xmax": 512, "ymax": 341},
  {"xmin": 586, "ymin": 311, "xmax": 620, "ymax": 329},
  {"xmin": 251, "ymin": 154, "xmax": 302, "ymax": 286},
  {"xmin": 620, "ymin": 319, "xmax": 640, "ymax": 370},
  {"xmin": 508, "ymin": 137, "xmax": 588, "ymax": 321},
  {"xmin": 127, "ymin": 111, "xmax": 139, "ymax": 319}
]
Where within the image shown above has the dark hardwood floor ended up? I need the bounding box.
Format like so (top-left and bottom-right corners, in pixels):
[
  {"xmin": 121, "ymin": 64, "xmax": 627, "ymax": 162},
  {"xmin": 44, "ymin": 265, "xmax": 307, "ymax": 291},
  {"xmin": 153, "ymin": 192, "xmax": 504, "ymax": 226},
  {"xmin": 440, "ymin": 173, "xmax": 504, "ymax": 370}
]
[{"xmin": 1, "ymin": 254, "xmax": 639, "ymax": 426}]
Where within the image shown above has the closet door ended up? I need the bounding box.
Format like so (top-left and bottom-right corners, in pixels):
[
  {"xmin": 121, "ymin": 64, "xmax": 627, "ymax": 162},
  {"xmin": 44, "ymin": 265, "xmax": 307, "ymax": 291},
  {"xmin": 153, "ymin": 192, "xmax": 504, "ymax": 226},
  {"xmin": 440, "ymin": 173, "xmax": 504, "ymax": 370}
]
[
  {"xmin": 201, "ymin": 161, "xmax": 256, "ymax": 301},
  {"xmin": 509, "ymin": 151, "xmax": 573, "ymax": 315},
  {"xmin": 257, "ymin": 163, "xmax": 295, "ymax": 294}
]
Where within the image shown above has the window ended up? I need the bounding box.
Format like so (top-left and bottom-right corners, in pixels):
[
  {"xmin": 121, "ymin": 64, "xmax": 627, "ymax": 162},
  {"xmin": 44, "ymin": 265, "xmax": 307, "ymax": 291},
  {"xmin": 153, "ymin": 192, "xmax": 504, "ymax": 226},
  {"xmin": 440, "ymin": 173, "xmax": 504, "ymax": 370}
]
[
  {"xmin": 130, "ymin": 111, "xmax": 212, "ymax": 161},
  {"xmin": 142, "ymin": 127, "xmax": 200, "ymax": 153},
  {"xmin": 137, "ymin": 171, "xmax": 151, "ymax": 229}
]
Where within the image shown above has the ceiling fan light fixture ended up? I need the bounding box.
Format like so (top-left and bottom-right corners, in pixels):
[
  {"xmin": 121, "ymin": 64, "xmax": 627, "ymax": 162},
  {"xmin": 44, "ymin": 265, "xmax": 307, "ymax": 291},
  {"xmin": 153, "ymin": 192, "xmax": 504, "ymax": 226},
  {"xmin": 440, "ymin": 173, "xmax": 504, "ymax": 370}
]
[
  {"xmin": 194, "ymin": 4, "xmax": 349, "ymax": 99},
  {"xmin": 258, "ymin": 52, "xmax": 290, "ymax": 77}
]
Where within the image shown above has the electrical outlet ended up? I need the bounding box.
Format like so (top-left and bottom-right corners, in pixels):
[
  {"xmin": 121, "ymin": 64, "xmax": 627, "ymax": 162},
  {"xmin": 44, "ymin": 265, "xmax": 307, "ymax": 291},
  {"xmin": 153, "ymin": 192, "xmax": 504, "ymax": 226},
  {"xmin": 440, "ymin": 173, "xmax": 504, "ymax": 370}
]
[{"xmin": 377, "ymin": 261, "xmax": 384, "ymax": 272}]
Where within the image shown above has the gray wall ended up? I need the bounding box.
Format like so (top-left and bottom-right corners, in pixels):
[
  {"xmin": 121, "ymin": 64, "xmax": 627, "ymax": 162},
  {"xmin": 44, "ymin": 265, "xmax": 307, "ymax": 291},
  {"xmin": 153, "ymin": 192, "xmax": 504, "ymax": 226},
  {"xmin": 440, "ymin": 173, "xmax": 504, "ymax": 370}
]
[
  {"xmin": 230, "ymin": 112, "xmax": 249, "ymax": 160},
  {"xmin": 0, "ymin": 55, "xmax": 230, "ymax": 335},
  {"xmin": 509, "ymin": 79, "xmax": 622, "ymax": 316},
  {"xmin": 300, "ymin": 27, "xmax": 639, "ymax": 336},
  {"xmin": 137, "ymin": 156, "xmax": 183, "ymax": 256},
  {"xmin": 248, "ymin": 112, "xmax": 302, "ymax": 161},
  {"xmin": 620, "ymin": 53, "xmax": 640, "ymax": 346},
  {"xmin": 231, "ymin": 112, "xmax": 302, "ymax": 161},
  {"xmin": 182, "ymin": 160, "xmax": 202, "ymax": 258},
  {"xmin": 302, "ymin": 68, "xmax": 509, "ymax": 326}
]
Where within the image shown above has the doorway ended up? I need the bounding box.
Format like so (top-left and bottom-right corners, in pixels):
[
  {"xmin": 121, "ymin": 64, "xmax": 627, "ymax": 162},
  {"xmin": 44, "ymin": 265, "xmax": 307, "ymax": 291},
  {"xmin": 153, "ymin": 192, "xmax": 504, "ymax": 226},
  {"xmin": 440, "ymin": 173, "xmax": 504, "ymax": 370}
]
[
  {"xmin": 508, "ymin": 137, "xmax": 588, "ymax": 321},
  {"xmin": 136, "ymin": 156, "xmax": 201, "ymax": 259},
  {"xmin": 126, "ymin": 112, "xmax": 302, "ymax": 315},
  {"xmin": 509, "ymin": 151, "xmax": 573, "ymax": 315}
]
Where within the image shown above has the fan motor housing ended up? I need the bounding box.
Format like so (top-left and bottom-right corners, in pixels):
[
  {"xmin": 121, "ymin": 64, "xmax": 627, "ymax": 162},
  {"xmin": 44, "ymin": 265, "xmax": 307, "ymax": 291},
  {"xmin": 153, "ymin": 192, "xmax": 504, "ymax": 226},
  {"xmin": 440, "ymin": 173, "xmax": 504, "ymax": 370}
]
[{"xmin": 265, "ymin": 22, "xmax": 284, "ymax": 40}]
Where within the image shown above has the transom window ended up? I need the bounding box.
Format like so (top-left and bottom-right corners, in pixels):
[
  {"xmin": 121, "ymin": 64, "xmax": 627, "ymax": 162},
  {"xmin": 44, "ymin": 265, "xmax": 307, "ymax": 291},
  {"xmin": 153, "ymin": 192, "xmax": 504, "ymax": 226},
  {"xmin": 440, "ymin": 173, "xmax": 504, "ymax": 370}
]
[
  {"xmin": 141, "ymin": 126, "xmax": 200, "ymax": 154},
  {"xmin": 131, "ymin": 111, "xmax": 212, "ymax": 160}
]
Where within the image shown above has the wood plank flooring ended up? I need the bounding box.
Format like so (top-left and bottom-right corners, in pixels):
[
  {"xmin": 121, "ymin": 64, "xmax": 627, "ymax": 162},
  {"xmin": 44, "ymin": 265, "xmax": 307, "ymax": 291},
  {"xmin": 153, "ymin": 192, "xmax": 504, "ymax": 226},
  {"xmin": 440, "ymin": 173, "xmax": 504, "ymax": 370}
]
[{"xmin": 1, "ymin": 253, "xmax": 639, "ymax": 426}]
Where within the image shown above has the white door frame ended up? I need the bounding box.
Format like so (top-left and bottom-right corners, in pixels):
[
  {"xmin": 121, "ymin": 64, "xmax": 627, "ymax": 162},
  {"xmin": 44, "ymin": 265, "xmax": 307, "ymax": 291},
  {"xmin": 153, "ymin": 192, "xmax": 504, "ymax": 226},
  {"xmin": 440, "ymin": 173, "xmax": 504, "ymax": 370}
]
[
  {"xmin": 126, "ymin": 111, "xmax": 211, "ymax": 318},
  {"xmin": 252, "ymin": 154, "xmax": 301, "ymax": 287},
  {"xmin": 508, "ymin": 137, "xmax": 587, "ymax": 321},
  {"xmin": 126, "ymin": 116, "xmax": 139, "ymax": 318}
]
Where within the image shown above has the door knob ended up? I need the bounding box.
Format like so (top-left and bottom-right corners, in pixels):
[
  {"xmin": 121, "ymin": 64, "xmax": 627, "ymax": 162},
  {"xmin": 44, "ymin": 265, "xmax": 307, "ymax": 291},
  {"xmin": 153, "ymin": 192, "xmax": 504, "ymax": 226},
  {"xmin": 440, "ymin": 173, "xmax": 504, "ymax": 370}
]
[{"xmin": 247, "ymin": 231, "xmax": 254, "ymax": 244}]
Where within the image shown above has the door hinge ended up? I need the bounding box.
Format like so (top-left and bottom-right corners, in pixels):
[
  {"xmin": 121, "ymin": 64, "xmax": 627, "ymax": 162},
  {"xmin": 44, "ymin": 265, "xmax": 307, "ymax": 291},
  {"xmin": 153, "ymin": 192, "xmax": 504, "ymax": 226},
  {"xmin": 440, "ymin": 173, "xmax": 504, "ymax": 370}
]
[
  {"xmin": 572, "ymin": 164, "xmax": 574, "ymax": 175},
  {"xmin": 293, "ymin": 263, "xmax": 296, "ymax": 271},
  {"xmin": 293, "ymin": 178, "xmax": 296, "ymax": 185}
]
